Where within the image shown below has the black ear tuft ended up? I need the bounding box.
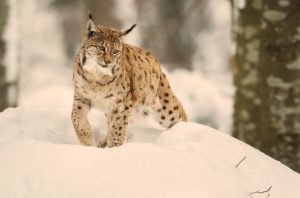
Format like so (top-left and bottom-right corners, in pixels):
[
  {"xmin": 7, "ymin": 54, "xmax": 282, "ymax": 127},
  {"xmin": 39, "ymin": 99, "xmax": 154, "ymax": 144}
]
[
  {"xmin": 86, "ymin": 11, "xmax": 97, "ymax": 38},
  {"xmin": 88, "ymin": 10, "xmax": 93, "ymax": 20},
  {"xmin": 121, "ymin": 24, "xmax": 137, "ymax": 36}
]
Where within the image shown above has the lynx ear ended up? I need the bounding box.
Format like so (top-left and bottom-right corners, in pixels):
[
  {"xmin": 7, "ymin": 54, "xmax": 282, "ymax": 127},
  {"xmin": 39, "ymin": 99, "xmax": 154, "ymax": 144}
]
[
  {"xmin": 86, "ymin": 12, "xmax": 98, "ymax": 38},
  {"xmin": 120, "ymin": 24, "xmax": 137, "ymax": 37}
]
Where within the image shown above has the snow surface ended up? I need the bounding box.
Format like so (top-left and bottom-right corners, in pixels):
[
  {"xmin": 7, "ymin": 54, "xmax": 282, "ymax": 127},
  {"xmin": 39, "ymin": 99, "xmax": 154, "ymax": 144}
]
[{"xmin": 0, "ymin": 107, "xmax": 299, "ymax": 198}]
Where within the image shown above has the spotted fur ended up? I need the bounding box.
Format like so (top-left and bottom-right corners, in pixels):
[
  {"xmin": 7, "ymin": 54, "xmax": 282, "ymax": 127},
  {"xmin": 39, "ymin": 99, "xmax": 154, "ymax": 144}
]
[{"xmin": 71, "ymin": 15, "xmax": 187, "ymax": 148}]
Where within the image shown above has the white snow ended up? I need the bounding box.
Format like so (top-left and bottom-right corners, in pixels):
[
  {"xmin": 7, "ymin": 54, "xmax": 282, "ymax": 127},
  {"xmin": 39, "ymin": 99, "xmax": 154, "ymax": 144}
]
[
  {"xmin": 4, "ymin": 0, "xmax": 71, "ymax": 107},
  {"xmin": 0, "ymin": 107, "xmax": 299, "ymax": 198},
  {"xmin": 193, "ymin": 0, "xmax": 232, "ymax": 95},
  {"xmin": 166, "ymin": 69, "xmax": 232, "ymax": 133}
]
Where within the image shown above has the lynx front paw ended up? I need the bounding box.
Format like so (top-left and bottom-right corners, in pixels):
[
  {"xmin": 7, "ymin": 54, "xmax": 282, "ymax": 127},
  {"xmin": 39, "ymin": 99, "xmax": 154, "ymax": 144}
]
[
  {"xmin": 77, "ymin": 131, "xmax": 93, "ymax": 146},
  {"xmin": 98, "ymin": 137, "xmax": 124, "ymax": 148},
  {"xmin": 106, "ymin": 139, "xmax": 125, "ymax": 148},
  {"xmin": 98, "ymin": 140, "xmax": 108, "ymax": 148},
  {"xmin": 97, "ymin": 135, "xmax": 108, "ymax": 148}
]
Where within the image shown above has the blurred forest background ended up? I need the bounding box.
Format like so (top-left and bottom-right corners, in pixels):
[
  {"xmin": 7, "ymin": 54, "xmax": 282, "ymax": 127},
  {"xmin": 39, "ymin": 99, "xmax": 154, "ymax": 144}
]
[{"xmin": 0, "ymin": 0, "xmax": 299, "ymax": 172}]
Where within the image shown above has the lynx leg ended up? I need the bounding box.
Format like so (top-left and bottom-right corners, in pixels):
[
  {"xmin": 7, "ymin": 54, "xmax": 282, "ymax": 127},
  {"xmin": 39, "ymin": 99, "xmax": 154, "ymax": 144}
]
[
  {"xmin": 102, "ymin": 104, "xmax": 132, "ymax": 148},
  {"xmin": 71, "ymin": 97, "xmax": 93, "ymax": 146},
  {"xmin": 151, "ymin": 87, "xmax": 187, "ymax": 129}
]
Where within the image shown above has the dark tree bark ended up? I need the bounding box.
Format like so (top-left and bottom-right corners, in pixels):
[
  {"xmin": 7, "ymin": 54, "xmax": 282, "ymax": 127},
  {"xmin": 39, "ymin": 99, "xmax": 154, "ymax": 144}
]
[
  {"xmin": 233, "ymin": 0, "xmax": 300, "ymax": 172},
  {"xmin": 0, "ymin": 0, "xmax": 8, "ymax": 111}
]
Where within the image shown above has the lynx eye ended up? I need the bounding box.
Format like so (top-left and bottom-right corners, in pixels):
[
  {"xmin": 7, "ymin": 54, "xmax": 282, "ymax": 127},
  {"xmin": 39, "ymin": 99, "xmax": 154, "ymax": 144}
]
[
  {"xmin": 113, "ymin": 50, "xmax": 120, "ymax": 55},
  {"xmin": 98, "ymin": 46, "xmax": 105, "ymax": 52}
]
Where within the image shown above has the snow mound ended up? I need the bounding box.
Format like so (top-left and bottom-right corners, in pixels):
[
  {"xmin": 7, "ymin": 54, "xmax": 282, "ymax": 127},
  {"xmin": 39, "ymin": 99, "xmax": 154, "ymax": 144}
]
[{"xmin": 0, "ymin": 107, "xmax": 299, "ymax": 198}]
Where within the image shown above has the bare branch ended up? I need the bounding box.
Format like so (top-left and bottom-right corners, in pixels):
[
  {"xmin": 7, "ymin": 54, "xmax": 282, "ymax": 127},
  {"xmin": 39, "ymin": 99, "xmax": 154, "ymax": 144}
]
[
  {"xmin": 249, "ymin": 186, "xmax": 272, "ymax": 195},
  {"xmin": 235, "ymin": 156, "xmax": 247, "ymax": 168}
]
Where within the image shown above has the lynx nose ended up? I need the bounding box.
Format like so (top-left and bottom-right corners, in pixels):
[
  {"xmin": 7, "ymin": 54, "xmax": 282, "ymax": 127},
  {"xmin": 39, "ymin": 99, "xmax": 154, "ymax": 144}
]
[
  {"xmin": 104, "ymin": 60, "xmax": 112, "ymax": 65},
  {"xmin": 101, "ymin": 59, "xmax": 112, "ymax": 68}
]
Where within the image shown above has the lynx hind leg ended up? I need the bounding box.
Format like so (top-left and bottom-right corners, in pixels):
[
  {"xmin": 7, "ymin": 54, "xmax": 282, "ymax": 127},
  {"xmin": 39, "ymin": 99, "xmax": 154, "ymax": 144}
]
[{"xmin": 151, "ymin": 78, "xmax": 187, "ymax": 128}]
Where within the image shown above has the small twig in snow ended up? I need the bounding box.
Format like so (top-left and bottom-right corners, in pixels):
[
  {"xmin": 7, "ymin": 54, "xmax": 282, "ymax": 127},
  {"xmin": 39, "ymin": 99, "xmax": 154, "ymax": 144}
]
[
  {"xmin": 249, "ymin": 186, "xmax": 272, "ymax": 195},
  {"xmin": 235, "ymin": 156, "xmax": 247, "ymax": 168}
]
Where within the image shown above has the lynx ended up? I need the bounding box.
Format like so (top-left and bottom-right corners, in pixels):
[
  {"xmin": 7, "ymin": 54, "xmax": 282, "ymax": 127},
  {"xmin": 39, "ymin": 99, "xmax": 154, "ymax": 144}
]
[{"xmin": 71, "ymin": 14, "xmax": 187, "ymax": 148}]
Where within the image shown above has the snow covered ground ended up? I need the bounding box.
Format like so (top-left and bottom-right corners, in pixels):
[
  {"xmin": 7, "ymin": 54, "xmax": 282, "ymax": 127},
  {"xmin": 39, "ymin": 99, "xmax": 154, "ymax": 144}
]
[{"xmin": 0, "ymin": 107, "xmax": 299, "ymax": 198}]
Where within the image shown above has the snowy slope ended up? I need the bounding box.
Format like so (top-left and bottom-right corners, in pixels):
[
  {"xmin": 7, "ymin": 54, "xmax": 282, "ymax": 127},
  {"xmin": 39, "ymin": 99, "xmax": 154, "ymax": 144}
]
[{"xmin": 0, "ymin": 107, "xmax": 299, "ymax": 198}]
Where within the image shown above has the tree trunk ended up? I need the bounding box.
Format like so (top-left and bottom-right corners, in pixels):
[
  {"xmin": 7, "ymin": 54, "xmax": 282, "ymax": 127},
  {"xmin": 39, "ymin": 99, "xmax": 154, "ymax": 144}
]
[
  {"xmin": 233, "ymin": 0, "xmax": 300, "ymax": 172},
  {"xmin": 0, "ymin": 0, "xmax": 8, "ymax": 111}
]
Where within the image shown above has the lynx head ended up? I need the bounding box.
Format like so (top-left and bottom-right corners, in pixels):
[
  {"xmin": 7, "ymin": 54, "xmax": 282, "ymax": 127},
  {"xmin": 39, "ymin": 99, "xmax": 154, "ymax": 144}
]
[{"xmin": 80, "ymin": 13, "xmax": 136, "ymax": 76}]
